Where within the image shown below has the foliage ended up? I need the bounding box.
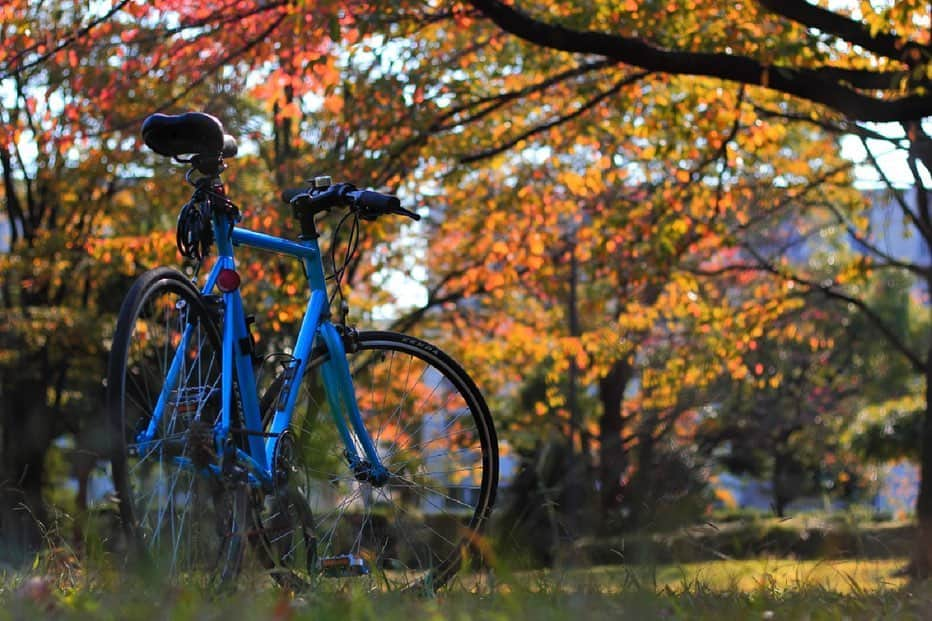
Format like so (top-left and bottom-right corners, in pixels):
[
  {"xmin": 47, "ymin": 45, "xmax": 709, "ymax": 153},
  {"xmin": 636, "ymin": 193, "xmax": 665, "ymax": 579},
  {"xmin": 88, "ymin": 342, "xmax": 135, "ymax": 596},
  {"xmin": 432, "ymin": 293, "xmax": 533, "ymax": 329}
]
[
  {"xmin": 434, "ymin": 0, "xmax": 932, "ymax": 550},
  {"xmin": 850, "ymin": 395, "xmax": 924, "ymax": 463}
]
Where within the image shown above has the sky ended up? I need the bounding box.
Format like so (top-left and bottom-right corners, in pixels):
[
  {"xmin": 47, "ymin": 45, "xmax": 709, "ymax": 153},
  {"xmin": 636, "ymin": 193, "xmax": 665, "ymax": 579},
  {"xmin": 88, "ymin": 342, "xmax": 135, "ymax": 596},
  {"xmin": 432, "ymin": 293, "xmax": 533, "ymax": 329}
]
[{"xmin": 841, "ymin": 122, "xmax": 931, "ymax": 190}]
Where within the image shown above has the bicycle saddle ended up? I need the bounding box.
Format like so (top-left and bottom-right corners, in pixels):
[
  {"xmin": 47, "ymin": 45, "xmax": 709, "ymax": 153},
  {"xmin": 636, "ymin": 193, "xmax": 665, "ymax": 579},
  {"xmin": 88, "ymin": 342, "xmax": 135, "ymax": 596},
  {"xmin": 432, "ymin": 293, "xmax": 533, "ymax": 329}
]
[{"xmin": 142, "ymin": 112, "xmax": 238, "ymax": 158}]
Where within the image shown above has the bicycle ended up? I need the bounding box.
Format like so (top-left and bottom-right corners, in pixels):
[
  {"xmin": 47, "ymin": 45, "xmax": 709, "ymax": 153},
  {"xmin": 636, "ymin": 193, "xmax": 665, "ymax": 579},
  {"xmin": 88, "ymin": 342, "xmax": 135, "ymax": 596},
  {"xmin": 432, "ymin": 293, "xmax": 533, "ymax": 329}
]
[{"xmin": 106, "ymin": 111, "xmax": 498, "ymax": 590}]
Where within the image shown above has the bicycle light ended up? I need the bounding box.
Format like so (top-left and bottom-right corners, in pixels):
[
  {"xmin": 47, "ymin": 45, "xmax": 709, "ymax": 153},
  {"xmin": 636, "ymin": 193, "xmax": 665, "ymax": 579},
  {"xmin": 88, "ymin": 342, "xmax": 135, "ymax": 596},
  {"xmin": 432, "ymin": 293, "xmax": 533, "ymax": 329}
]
[{"xmin": 217, "ymin": 268, "xmax": 241, "ymax": 292}]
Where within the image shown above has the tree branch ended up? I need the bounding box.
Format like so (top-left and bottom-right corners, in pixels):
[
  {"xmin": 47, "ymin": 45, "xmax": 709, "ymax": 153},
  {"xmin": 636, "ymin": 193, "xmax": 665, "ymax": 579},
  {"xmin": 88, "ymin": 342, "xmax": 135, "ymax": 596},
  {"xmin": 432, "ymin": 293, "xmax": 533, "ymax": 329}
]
[
  {"xmin": 438, "ymin": 59, "xmax": 617, "ymax": 131},
  {"xmin": 744, "ymin": 246, "xmax": 926, "ymax": 372},
  {"xmin": 757, "ymin": 0, "xmax": 929, "ymax": 65},
  {"xmin": 818, "ymin": 197, "xmax": 929, "ymax": 278},
  {"xmin": 373, "ymin": 59, "xmax": 618, "ymax": 182},
  {"xmin": 465, "ymin": 0, "xmax": 932, "ymax": 121},
  {"xmin": 459, "ymin": 71, "xmax": 649, "ymax": 163},
  {"xmin": 1, "ymin": 0, "xmax": 133, "ymax": 80},
  {"xmin": 860, "ymin": 133, "xmax": 931, "ymax": 241}
]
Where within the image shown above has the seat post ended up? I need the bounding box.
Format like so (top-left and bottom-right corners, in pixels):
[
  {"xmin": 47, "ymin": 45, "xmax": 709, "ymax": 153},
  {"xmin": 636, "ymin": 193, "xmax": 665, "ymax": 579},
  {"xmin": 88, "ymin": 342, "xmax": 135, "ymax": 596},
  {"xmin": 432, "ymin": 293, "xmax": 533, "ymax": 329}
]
[{"xmin": 191, "ymin": 154, "xmax": 226, "ymax": 177}]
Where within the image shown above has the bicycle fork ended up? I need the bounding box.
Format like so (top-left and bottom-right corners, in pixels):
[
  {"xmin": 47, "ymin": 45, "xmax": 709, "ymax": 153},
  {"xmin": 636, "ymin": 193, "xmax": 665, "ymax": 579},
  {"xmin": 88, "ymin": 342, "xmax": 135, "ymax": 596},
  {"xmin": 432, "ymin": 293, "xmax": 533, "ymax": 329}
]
[
  {"xmin": 263, "ymin": 289, "xmax": 390, "ymax": 487},
  {"xmin": 317, "ymin": 321, "xmax": 390, "ymax": 486}
]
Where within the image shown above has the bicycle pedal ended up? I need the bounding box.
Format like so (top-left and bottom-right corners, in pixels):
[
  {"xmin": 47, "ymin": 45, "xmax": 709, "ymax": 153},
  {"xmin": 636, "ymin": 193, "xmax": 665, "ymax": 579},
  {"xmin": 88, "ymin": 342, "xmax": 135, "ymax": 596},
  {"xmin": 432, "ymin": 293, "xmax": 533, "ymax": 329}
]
[{"xmin": 319, "ymin": 554, "xmax": 369, "ymax": 577}]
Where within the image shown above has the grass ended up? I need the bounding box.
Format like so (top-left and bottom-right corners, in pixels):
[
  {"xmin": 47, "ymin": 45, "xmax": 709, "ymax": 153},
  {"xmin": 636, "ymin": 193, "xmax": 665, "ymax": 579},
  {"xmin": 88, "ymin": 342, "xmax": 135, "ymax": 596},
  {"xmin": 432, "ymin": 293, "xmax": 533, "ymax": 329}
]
[
  {"xmin": 541, "ymin": 558, "xmax": 909, "ymax": 594},
  {"xmin": 0, "ymin": 556, "xmax": 926, "ymax": 620}
]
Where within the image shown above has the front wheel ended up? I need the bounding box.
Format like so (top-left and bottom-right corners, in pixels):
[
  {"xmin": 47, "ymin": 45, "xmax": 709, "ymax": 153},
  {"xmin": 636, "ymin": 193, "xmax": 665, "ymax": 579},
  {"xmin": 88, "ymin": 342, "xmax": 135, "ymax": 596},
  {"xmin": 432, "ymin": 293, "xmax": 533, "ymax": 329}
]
[{"xmin": 253, "ymin": 330, "xmax": 498, "ymax": 592}]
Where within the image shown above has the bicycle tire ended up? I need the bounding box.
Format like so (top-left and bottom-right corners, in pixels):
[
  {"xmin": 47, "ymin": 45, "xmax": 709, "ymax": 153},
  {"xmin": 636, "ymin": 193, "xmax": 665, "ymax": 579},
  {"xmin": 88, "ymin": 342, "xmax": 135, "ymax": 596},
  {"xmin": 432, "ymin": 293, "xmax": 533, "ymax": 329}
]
[
  {"xmin": 251, "ymin": 330, "xmax": 498, "ymax": 592},
  {"xmin": 107, "ymin": 266, "xmax": 246, "ymax": 584}
]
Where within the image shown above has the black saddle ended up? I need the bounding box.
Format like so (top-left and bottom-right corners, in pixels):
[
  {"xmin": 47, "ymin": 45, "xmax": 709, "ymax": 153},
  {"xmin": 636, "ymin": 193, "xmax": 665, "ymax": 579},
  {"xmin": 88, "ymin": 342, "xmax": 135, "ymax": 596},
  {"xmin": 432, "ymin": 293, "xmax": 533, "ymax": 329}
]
[{"xmin": 142, "ymin": 112, "xmax": 238, "ymax": 159}]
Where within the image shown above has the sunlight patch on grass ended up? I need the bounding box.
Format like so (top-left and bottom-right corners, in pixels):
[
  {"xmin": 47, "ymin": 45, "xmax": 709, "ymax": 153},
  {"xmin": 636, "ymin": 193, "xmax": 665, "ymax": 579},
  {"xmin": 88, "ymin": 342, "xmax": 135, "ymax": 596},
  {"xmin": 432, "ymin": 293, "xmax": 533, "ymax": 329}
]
[{"xmin": 549, "ymin": 559, "xmax": 910, "ymax": 594}]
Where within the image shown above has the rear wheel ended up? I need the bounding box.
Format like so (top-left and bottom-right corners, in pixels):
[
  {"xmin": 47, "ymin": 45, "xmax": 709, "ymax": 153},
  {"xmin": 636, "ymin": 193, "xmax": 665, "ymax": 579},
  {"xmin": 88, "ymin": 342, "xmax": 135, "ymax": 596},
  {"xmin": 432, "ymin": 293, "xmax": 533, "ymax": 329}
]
[
  {"xmin": 107, "ymin": 267, "xmax": 246, "ymax": 584},
  {"xmin": 252, "ymin": 330, "xmax": 498, "ymax": 591}
]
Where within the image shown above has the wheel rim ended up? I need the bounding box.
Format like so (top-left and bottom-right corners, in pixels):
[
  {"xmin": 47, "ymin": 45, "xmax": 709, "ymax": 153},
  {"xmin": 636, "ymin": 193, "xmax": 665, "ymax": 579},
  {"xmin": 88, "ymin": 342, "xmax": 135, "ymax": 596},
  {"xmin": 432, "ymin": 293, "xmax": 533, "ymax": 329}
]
[{"xmin": 113, "ymin": 280, "xmax": 235, "ymax": 580}]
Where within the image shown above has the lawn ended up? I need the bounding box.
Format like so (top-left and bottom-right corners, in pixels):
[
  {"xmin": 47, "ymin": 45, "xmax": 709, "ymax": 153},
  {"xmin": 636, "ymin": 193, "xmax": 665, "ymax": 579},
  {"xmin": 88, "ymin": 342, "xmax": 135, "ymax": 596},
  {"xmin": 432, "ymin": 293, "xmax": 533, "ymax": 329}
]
[
  {"xmin": 0, "ymin": 557, "xmax": 927, "ymax": 620},
  {"xmin": 557, "ymin": 558, "xmax": 910, "ymax": 594}
]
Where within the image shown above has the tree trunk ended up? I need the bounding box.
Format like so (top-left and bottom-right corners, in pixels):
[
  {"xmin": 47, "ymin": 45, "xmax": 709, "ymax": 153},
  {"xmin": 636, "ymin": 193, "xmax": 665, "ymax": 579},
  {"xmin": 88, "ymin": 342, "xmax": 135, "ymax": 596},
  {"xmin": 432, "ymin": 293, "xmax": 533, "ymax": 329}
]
[
  {"xmin": 915, "ymin": 361, "xmax": 932, "ymax": 575},
  {"xmin": 630, "ymin": 430, "xmax": 657, "ymax": 529},
  {"xmin": 771, "ymin": 448, "xmax": 789, "ymax": 518},
  {"xmin": 560, "ymin": 242, "xmax": 593, "ymax": 540},
  {"xmin": 0, "ymin": 377, "xmax": 51, "ymax": 564},
  {"xmin": 597, "ymin": 358, "xmax": 633, "ymax": 527}
]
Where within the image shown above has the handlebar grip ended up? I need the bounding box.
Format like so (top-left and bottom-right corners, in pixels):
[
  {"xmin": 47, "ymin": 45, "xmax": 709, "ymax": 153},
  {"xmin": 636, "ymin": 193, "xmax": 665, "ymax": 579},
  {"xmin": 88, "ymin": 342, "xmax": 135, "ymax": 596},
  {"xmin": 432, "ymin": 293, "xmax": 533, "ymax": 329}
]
[
  {"xmin": 351, "ymin": 190, "xmax": 420, "ymax": 220},
  {"xmin": 353, "ymin": 190, "xmax": 401, "ymax": 213},
  {"xmin": 394, "ymin": 205, "xmax": 421, "ymax": 221}
]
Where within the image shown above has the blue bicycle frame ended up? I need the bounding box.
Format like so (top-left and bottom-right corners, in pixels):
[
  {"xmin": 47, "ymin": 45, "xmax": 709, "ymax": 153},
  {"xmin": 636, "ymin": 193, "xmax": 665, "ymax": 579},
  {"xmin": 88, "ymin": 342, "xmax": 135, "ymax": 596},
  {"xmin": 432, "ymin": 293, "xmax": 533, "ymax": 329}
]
[{"xmin": 137, "ymin": 209, "xmax": 388, "ymax": 489}]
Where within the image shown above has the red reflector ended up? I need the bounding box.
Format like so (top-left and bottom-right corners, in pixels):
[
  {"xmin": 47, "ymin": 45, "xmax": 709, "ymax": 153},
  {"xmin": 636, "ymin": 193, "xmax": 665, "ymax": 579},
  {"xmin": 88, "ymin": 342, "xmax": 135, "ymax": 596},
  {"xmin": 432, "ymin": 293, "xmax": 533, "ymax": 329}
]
[{"xmin": 217, "ymin": 269, "xmax": 241, "ymax": 292}]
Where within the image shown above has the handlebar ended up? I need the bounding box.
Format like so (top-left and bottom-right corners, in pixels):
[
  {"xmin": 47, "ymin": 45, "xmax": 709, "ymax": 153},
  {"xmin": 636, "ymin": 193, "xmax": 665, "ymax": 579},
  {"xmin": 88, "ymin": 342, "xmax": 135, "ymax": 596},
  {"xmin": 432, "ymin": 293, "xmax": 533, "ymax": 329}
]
[{"xmin": 283, "ymin": 183, "xmax": 420, "ymax": 222}]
